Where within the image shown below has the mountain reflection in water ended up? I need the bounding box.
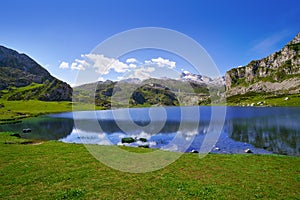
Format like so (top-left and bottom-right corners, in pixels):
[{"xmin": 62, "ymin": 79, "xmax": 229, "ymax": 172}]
[{"xmin": 228, "ymin": 113, "xmax": 300, "ymax": 156}]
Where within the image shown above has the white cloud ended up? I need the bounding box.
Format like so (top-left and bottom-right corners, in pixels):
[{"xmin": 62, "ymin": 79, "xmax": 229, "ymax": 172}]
[
  {"xmin": 59, "ymin": 54, "xmax": 178, "ymax": 82},
  {"xmin": 59, "ymin": 61, "xmax": 69, "ymax": 69},
  {"xmin": 129, "ymin": 63, "xmax": 137, "ymax": 68},
  {"xmin": 150, "ymin": 57, "xmax": 176, "ymax": 68},
  {"xmin": 97, "ymin": 77, "xmax": 105, "ymax": 82},
  {"xmin": 75, "ymin": 58, "xmax": 89, "ymax": 67},
  {"xmin": 83, "ymin": 54, "xmax": 134, "ymax": 74},
  {"xmin": 70, "ymin": 62, "xmax": 85, "ymax": 70},
  {"xmin": 126, "ymin": 58, "xmax": 137, "ymax": 63},
  {"xmin": 121, "ymin": 67, "xmax": 156, "ymax": 81}
]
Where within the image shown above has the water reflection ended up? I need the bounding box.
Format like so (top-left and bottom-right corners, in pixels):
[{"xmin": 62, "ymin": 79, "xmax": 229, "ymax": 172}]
[
  {"xmin": 228, "ymin": 113, "xmax": 300, "ymax": 156},
  {"xmin": 0, "ymin": 117, "xmax": 74, "ymax": 140},
  {"xmin": 0, "ymin": 106, "xmax": 299, "ymax": 156}
]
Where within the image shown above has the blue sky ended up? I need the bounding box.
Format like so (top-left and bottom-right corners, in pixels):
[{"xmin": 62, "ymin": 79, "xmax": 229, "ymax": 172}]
[{"xmin": 0, "ymin": 0, "xmax": 299, "ymax": 86}]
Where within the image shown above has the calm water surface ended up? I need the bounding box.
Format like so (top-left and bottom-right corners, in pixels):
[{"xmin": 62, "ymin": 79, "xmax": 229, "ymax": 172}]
[{"xmin": 1, "ymin": 106, "xmax": 299, "ymax": 156}]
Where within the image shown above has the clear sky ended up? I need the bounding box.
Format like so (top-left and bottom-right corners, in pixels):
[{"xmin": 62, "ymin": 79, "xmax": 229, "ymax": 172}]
[{"xmin": 0, "ymin": 0, "xmax": 299, "ymax": 86}]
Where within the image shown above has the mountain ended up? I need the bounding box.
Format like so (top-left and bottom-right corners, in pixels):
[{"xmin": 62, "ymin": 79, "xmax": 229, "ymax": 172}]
[
  {"xmin": 73, "ymin": 76, "xmax": 224, "ymax": 108},
  {"xmin": 0, "ymin": 45, "xmax": 72, "ymax": 101},
  {"xmin": 226, "ymin": 32, "xmax": 300, "ymax": 97},
  {"xmin": 180, "ymin": 71, "xmax": 225, "ymax": 86}
]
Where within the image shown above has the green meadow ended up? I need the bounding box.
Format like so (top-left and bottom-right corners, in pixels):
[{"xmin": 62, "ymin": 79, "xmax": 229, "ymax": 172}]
[
  {"xmin": 0, "ymin": 100, "xmax": 104, "ymax": 124},
  {"xmin": 0, "ymin": 133, "xmax": 299, "ymax": 199},
  {"xmin": 0, "ymin": 96, "xmax": 299, "ymax": 199}
]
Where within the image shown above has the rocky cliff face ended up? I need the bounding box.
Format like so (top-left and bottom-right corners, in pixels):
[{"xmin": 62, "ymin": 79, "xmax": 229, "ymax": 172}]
[
  {"xmin": 0, "ymin": 45, "xmax": 72, "ymax": 101},
  {"xmin": 226, "ymin": 32, "xmax": 300, "ymax": 96}
]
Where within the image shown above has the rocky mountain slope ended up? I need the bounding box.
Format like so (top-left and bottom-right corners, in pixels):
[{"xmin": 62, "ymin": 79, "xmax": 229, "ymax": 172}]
[
  {"xmin": 226, "ymin": 32, "xmax": 300, "ymax": 97},
  {"xmin": 180, "ymin": 71, "xmax": 225, "ymax": 86},
  {"xmin": 0, "ymin": 45, "xmax": 72, "ymax": 101},
  {"xmin": 73, "ymin": 76, "xmax": 224, "ymax": 108}
]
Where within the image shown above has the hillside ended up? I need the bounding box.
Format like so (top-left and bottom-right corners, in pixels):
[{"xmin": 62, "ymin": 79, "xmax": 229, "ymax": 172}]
[
  {"xmin": 73, "ymin": 77, "xmax": 224, "ymax": 109},
  {"xmin": 0, "ymin": 46, "xmax": 72, "ymax": 101},
  {"xmin": 226, "ymin": 32, "xmax": 300, "ymax": 99}
]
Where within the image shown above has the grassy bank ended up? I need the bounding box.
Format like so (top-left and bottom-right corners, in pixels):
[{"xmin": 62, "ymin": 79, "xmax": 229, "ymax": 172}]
[
  {"xmin": 0, "ymin": 132, "xmax": 299, "ymax": 199},
  {"xmin": 226, "ymin": 92, "xmax": 300, "ymax": 107},
  {"xmin": 0, "ymin": 100, "xmax": 104, "ymax": 123}
]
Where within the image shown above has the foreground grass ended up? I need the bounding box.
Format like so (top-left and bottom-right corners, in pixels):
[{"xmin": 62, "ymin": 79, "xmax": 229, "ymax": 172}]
[{"xmin": 0, "ymin": 132, "xmax": 299, "ymax": 199}]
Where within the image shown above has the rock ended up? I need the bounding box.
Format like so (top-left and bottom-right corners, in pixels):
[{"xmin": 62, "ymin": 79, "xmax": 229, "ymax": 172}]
[
  {"xmin": 226, "ymin": 32, "xmax": 300, "ymax": 97},
  {"xmin": 138, "ymin": 144, "xmax": 149, "ymax": 148},
  {"xmin": 138, "ymin": 138, "xmax": 147, "ymax": 142},
  {"xmin": 10, "ymin": 133, "xmax": 21, "ymax": 138},
  {"xmin": 190, "ymin": 149, "xmax": 199, "ymax": 153},
  {"xmin": 244, "ymin": 148, "xmax": 253, "ymax": 153},
  {"xmin": 131, "ymin": 91, "xmax": 146, "ymax": 104},
  {"xmin": 22, "ymin": 128, "xmax": 31, "ymax": 133},
  {"xmin": 121, "ymin": 137, "xmax": 135, "ymax": 143},
  {"xmin": 284, "ymin": 97, "xmax": 289, "ymax": 101},
  {"xmin": 213, "ymin": 147, "xmax": 220, "ymax": 151}
]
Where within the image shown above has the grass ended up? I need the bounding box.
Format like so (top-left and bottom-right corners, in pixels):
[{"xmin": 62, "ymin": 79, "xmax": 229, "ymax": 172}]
[
  {"xmin": 226, "ymin": 93, "xmax": 300, "ymax": 107},
  {"xmin": 0, "ymin": 132, "xmax": 299, "ymax": 199},
  {"xmin": 0, "ymin": 100, "xmax": 103, "ymax": 122}
]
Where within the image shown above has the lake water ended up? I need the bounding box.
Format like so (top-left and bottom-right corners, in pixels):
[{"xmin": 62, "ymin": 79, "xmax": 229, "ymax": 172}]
[{"xmin": 1, "ymin": 106, "xmax": 299, "ymax": 156}]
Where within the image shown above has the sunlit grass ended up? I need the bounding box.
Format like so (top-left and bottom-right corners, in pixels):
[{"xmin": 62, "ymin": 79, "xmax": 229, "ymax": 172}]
[
  {"xmin": 0, "ymin": 132, "xmax": 299, "ymax": 199},
  {"xmin": 0, "ymin": 100, "xmax": 103, "ymax": 122}
]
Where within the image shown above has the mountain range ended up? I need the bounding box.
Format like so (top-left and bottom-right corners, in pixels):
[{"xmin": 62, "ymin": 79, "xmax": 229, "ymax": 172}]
[
  {"xmin": 73, "ymin": 77, "xmax": 221, "ymax": 108},
  {"xmin": 0, "ymin": 31, "xmax": 299, "ymax": 106}
]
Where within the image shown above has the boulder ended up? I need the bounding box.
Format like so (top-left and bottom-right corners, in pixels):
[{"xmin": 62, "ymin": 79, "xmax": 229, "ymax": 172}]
[
  {"xmin": 138, "ymin": 138, "xmax": 147, "ymax": 142},
  {"xmin": 213, "ymin": 147, "xmax": 220, "ymax": 151},
  {"xmin": 190, "ymin": 149, "xmax": 199, "ymax": 153},
  {"xmin": 10, "ymin": 133, "xmax": 21, "ymax": 138},
  {"xmin": 22, "ymin": 128, "xmax": 31, "ymax": 133},
  {"xmin": 138, "ymin": 144, "xmax": 149, "ymax": 148},
  {"xmin": 244, "ymin": 148, "xmax": 253, "ymax": 153},
  {"xmin": 121, "ymin": 137, "xmax": 135, "ymax": 143}
]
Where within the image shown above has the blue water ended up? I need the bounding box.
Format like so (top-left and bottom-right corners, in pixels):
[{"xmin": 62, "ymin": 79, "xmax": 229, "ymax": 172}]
[{"xmin": 1, "ymin": 106, "xmax": 299, "ymax": 156}]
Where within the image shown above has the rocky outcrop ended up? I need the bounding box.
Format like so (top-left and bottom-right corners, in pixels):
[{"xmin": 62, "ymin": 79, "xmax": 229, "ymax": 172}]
[
  {"xmin": 226, "ymin": 32, "xmax": 300, "ymax": 96},
  {"xmin": 0, "ymin": 45, "xmax": 72, "ymax": 101}
]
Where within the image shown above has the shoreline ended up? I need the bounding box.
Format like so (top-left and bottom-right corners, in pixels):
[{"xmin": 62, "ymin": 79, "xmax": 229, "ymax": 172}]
[{"xmin": 0, "ymin": 132, "xmax": 296, "ymax": 158}]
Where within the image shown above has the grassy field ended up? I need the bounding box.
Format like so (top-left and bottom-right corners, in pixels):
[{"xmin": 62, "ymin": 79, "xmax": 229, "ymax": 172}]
[
  {"xmin": 0, "ymin": 100, "xmax": 104, "ymax": 123},
  {"xmin": 226, "ymin": 93, "xmax": 300, "ymax": 107},
  {"xmin": 0, "ymin": 132, "xmax": 299, "ymax": 199}
]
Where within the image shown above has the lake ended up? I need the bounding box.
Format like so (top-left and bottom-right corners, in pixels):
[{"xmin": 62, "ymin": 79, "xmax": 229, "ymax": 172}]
[{"xmin": 0, "ymin": 106, "xmax": 299, "ymax": 156}]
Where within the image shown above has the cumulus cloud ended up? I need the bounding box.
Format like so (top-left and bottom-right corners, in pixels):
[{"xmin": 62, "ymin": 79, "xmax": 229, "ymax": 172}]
[
  {"xmin": 70, "ymin": 62, "xmax": 85, "ymax": 70},
  {"xmin": 129, "ymin": 63, "xmax": 137, "ymax": 68},
  {"xmin": 61, "ymin": 54, "xmax": 136, "ymax": 75},
  {"xmin": 124, "ymin": 67, "xmax": 156, "ymax": 80},
  {"xmin": 126, "ymin": 58, "xmax": 137, "ymax": 63},
  {"xmin": 147, "ymin": 57, "xmax": 176, "ymax": 68},
  {"xmin": 59, "ymin": 61, "xmax": 69, "ymax": 69},
  {"xmin": 83, "ymin": 54, "xmax": 134, "ymax": 74},
  {"xmin": 59, "ymin": 54, "xmax": 177, "ymax": 82}
]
